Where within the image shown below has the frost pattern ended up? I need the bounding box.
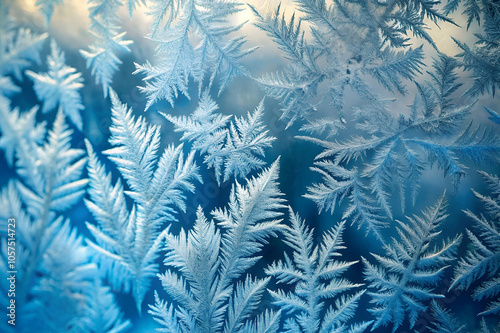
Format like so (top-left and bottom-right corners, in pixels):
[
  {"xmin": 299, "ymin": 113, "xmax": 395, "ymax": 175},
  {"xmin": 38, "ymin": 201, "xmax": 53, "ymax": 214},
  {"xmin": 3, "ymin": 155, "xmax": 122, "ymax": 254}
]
[
  {"xmin": 427, "ymin": 300, "xmax": 467, "ymax": 333},
  {"xmin": 80, "ymin": 0, "xmax": 132, "ymax": 96},
  {"xmin": 445, "ymin": 0, "xmax": 500, "ymax": 96},
  {"xmin": 363, "ymin": 194, "xmax": 461, "ymax": 332},
  {"xmin": 451, "ymin": 171, "xmax": 500, "ymax": 315},
  {"xmin": 27, "ymin": 40, "xmax": 85, "ymax": 130},
  {"xmin": 85, "ymin": 90, "xmax": 200, "ymax": 310},
  {"xmin": 0, "ymin": 5, "xmax": 47, "ymax": 93},
  {"xmin": 0, "ymin": 104, "xmax": 127, "ymax": 333},
  {"xmin": 300, "ymin": 54, "xmax": 500, "ymax": 237},
  {"xmin": 150, "ymin": 160, "xmax": 285, "ymax": 333},
  {"xmin": 250, "ymin": 0, "xmax": 451, "ymax": 125},
  {"xmin": 266, "ymin": 208, "xmax": 371, "ymax": 333},
  {"xmin": 136, "ymin": 0, "xmax": 254, "ymax": 109},
  {"xmin": 0, "ymin": 0, "xmax": 499, "ymax": 332},
  {"xmin": 164, "ymin": 92, "xmax": 275, "ymax": 184}
]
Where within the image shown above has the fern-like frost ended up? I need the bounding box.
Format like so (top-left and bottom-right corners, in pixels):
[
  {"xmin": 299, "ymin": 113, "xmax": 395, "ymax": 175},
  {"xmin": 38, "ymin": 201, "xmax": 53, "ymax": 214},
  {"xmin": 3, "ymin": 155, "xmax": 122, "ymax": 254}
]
[
  {"xmin": 27, "ymin": 40, "xmax": 85, "ymax": 130},
  {"xmin": 451, "ymin": 171, "xmax": 500, "ymax": 315},
  {"xmin": 150, "ymin": 160, "xmax": 285, "ymax": 332},
  {"xmin": 301, "ymin": 54, "xmax": 500, "ymax": 236},
  {"xmin": 85, "ymin": 90, "xmax": 201, "ymax": 311},
  {"xmin": 266, "ymin": 208, "xmax": 371, "ymax": 333},
  {"xmin": 363, "ymin": 194, "xmax": 461, "ymax": 332},
  {"xmin": 165, "ymin": 92, "xmax": 275, "ymax": 184},
  {"xmin": 136, "ymin": 0, "xmax": 254, "ymax": 109},
  {"xmin": 80, "ymin": 0, "xmax": 132, "ymax": 96}
]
